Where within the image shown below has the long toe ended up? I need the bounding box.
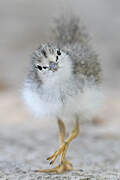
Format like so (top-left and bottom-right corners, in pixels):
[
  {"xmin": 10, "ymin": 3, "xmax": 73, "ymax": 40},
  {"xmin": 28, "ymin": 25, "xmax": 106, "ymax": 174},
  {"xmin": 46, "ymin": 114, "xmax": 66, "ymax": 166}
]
[
  {"xmin": 35, "ymin": 161, "xmax": 73, "ymax": 174},
  {"xmin": 47, "ymin": 142, "xmax": 68, "ymax": 165}
]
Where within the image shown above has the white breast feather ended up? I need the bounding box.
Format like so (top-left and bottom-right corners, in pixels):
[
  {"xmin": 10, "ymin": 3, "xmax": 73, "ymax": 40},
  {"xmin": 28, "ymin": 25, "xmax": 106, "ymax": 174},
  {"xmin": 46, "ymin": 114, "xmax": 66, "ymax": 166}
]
[{"xmin": 23, "ymin": 81, "xmax": 103, "ymax": 121}]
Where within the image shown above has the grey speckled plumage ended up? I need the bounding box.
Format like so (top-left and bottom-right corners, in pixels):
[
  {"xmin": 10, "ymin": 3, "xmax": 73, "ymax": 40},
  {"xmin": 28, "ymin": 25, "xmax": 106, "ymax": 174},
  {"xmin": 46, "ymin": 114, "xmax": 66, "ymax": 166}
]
[
  {"xmin": 53, "ymin": 15, "xmax": 102, "ymax": 84},
  {"xmin": 29, "ymin": 16, "xmax": 101, "ymax": 86},
  {"xmin": 23, "ymin": 15, "xmax": 103, "ymax": 121}
]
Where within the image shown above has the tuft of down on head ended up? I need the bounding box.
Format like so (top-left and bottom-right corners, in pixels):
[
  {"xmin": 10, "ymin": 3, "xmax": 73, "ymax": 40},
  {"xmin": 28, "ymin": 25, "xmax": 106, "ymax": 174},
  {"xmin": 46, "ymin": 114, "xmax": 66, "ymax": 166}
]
[
  {"xmin": 52, "ymin": 15, "xmax": 102, "ymax": 84},
  {"xmin": 52, "ymin": 15, "xmax": 89, "ymax": 47}
]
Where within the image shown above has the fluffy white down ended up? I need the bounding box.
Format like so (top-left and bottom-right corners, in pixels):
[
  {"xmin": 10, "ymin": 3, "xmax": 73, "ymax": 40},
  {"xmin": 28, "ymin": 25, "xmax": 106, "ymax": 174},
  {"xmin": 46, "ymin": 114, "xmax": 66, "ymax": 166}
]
[
  {"xmin": 23, "ymin": 83, "xmax": 104, "ymax": 122},
  {"xmin": 61, "ymin": 86, "xmax": 104, "ymax": 122},
  {"xmin": 23, "ymin": 86, "xmax": 62, "ymax": 118}
]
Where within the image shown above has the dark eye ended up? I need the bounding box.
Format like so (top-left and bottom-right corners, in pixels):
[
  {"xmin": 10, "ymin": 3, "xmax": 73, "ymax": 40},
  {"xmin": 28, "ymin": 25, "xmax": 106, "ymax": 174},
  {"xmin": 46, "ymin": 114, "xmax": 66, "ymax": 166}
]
[
  {"xmin": 56, "ymin": 56, "xmax": 58, "ymax": 61},
  {"xmin": 57, "ymin": 50, "xmax": 61, "ymax": 56},
  {"xmin": 43, "ymin": 66, "xmax": 47, "ymax": 69},
  {"xmin": 37, "ymin": 65, "xmax": 42, "ymax": 71}
]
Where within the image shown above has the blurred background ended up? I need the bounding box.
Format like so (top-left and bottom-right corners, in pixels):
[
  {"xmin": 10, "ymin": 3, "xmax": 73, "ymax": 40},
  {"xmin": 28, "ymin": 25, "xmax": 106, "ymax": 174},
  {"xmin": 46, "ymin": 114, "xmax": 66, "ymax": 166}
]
[
  {"xmin": 0, "ymin": 0, "xmax": 120, "ymax": 126},
  {"xmin": 0, "ymin": 0, "xmax": 120, "ymax": 178}
]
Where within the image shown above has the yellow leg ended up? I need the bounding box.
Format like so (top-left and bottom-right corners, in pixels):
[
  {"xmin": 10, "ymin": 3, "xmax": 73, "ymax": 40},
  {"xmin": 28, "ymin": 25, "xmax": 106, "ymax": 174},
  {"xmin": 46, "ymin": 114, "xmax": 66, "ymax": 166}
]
[
  {"xmin": 58, "ymin": 119, "xmax": 66, "ymax": 145},
  {"xmin": 36, "ymin": 117, "xmax": 79, "ymax": 174}
]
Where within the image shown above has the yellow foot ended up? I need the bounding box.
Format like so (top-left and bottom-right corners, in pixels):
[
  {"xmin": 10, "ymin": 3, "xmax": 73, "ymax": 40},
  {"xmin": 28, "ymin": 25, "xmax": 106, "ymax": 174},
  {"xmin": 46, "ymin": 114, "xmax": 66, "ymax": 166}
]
[
  {"xmin": 47, "ymin": 141, "xmax": 68, "ymax": 165},
  {"xmin": 35, "ymin": 118, "xmax": 79, "ymax": 174},
  {"xmin": 35, "ymin": 160, "xmax": 73, "ymax": 174}
]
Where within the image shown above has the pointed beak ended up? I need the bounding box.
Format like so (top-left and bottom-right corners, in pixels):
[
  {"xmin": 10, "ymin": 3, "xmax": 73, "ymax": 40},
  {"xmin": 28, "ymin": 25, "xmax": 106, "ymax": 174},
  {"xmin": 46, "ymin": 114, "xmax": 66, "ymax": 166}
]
[{"xmin": 49, "ymin": 61, "xmax": 58, "ymax": 72}]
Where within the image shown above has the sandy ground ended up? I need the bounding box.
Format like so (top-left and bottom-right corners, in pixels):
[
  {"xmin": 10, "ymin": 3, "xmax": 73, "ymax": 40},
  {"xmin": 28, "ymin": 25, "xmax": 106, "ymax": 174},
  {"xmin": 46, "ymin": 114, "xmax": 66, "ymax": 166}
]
[{"xmin": 0, "ymin": 91, "xmax": 120, "ymax": 180}]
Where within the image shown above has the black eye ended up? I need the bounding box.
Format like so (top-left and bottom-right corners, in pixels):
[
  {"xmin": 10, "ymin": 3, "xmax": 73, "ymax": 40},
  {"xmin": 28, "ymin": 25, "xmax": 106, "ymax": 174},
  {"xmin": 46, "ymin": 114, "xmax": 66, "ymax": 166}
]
[
  {"xmin": 37, "ymin": 65, "xmax": 42, "ymax": 71},
  {"xmin": 56, "ymin": 56, "xmax": 58, "ymax": 61},
  {"xmin": 57, "ymin": 50, "xmax": 61, "ymax": 56},
  {"xmin": 43, "ymin": 66, "xmax": 47, "ymax": 69}
]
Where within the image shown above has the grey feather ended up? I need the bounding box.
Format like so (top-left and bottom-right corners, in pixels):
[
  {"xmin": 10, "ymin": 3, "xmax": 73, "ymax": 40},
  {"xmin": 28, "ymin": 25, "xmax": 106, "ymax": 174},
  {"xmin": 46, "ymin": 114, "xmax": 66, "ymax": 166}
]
[
  {"xmin": 52, "ymin": 15, "xmax": 102, "ymax": 84},
  {"xmin": 52, "ymin": 15, "xmax": 89, "ymax": 47}
]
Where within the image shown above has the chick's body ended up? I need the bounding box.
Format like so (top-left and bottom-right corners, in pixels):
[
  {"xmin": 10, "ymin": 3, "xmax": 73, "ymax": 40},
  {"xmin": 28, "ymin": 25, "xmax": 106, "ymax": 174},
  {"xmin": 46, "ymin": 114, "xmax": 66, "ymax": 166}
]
[
  {"xmin": 23, "ymin": 16, "xmax": 103, "ymax": 122},
  {"xmin": 23, "ymin": 43, "xmax": 102, "ymax": 122},
  {"xmin": 23, "ymin": 16, "xmax": 103, "ymax": 173}
]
